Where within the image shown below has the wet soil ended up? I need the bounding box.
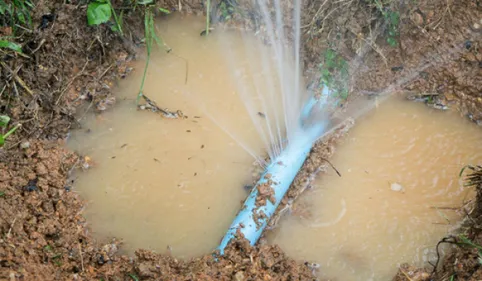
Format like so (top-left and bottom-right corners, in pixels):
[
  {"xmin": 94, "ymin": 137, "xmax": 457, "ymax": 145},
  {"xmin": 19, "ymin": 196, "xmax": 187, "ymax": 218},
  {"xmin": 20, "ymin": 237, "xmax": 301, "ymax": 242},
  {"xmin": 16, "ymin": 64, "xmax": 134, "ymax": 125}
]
[{"xmin": 0, "ymin": 0, "xmax": 481, "ymax": 280}]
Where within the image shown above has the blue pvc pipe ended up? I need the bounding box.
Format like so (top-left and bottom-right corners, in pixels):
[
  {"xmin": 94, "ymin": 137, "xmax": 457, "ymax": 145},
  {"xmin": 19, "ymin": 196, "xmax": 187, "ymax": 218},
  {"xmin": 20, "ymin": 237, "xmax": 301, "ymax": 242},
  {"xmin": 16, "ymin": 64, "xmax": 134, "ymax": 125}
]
[{"xmin": 216, "ymin": 91, "xmax": 330, "ymax": 255}]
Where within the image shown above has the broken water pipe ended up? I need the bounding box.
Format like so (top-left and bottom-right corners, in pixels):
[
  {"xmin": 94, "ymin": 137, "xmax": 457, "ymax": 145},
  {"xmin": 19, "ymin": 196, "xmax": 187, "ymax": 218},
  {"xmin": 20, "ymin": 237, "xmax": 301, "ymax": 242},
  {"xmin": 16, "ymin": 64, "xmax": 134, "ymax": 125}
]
[{"xmin": 216, "ymin": 88, "xmax": 333, "ymax": 255}]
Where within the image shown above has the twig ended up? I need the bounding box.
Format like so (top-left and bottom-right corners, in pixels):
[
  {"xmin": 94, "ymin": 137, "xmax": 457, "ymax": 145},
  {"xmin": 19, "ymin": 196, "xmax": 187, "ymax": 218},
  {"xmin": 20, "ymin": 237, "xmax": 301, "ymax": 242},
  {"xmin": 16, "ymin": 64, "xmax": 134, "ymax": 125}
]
[
  {"xmin": 7, "ymin": 217, "xmax": 17, "ymax": 239},
  {"xmin": 55, "ymin": 60, "xmax": 89, "ymax": 105},
  {"xmin": 431, "ymin": 236, "xmax": 457, "ymax": 276},
  {"xmin": 399, "ymin": 268, "xmax": 414, "ymax": 281},
  {"xmin": 1, "ymin": 62, "xmax": 34, "ymax": 96},
  {"xmin": 320, "ymin": 157, "xmax": 341, "ymax": 177},
  {"xmin": 31, "ymin": 39, "xmax": 46, "ymax": 54},
  {"xmin": 78, "ymin": 242, "xmax": 85, "ymax": 272}
]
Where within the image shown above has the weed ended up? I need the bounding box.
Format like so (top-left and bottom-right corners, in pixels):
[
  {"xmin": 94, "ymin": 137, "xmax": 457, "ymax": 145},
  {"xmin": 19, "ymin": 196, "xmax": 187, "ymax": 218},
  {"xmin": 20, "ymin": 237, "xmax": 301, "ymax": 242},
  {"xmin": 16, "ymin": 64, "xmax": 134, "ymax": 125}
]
[
  {"xmin": 136, "ymin": 5, "xmax": 170, "ymax": 104},
  {"xmin": 128, "ymin": 274, "xmax": 139, "ymax": 281},
  {"xmin": 87, "ymin": 0, "xmax": 123, "ymax": 35},
  {"xmin": 457, "ymin": 235, "xmax": 482, "ymax": 264},
  {"xmin": 319, "ymin": 49, "xmax": 349, "ymax": 100},
  {"xmin": 0, "ymin": 191, "xmax": 5, "ymax": 197},
  {"xmin": 0, "ymin": 0, "xmax": 34, "ymax": 34},
  {"xmin": 371, "ymin": 0, "xmax": 400, "ymax": 47},
  {"xmin": 0, "ymin": 115, "xmax": 21, "ymax": 147},
  {"xmin": 0, "ymin": 39, "xmax": 22, "ymax": 53}
]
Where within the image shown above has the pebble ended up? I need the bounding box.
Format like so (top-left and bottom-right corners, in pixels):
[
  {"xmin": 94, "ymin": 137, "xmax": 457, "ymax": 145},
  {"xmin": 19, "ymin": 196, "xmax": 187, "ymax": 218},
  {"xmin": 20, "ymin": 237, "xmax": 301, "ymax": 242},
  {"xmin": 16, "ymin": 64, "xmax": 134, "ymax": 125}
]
[
  {"xmin": 390, "ymin": 182, "xmax": 404, "ymax": 192},
  {"xmin": 20, "ymin": 141, "xmax": 30, "ymax": 149}
]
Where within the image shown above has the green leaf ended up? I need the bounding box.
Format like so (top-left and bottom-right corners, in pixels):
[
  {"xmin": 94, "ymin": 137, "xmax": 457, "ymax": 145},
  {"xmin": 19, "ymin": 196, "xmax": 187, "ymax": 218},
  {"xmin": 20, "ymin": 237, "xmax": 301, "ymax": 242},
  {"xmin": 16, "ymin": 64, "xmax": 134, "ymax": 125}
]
[
  {"xmin": 0, "ymin": 191, "xmax": 4, "ymax": 197},
  {"xmin": 389, "ymin": 12, "xmax": 400, "ymax": 26},
  {"xmin": 460, "ymin": 165, "xmax": 472, "ymax": 177},
  {"xmin": 0, "ymin": 40, "xmax": 23, "ymax": 53},
  {"xmin": 387, "ymin": 37, "xmax": 397, "ymax": 47},
  {"xmin": 128, "ymin": 274, "xmax": 139, "ymax": 281},
  {"xmin": 16, "ymin": 10, "xmax": 26, "ymax": 24},
  {"xmin": 87, "ymin": 1, "xmax": 112, "ymax": 26},
  {"xmin": 137, "ymin": 0, "xmax": 154, "ymax": 4},
  {"xmin": 0, "ymin": 115, "xmax": 10, "ymax": 127},
  {"xmin": 0, "ymin": 1, "xmax": 9, "ymax": 15},
  {"xmin": 158, "ymin": 7, "xmax": 170, "ymax": 14},
  {"xmin": 0, "ymin": 135, "xmax": 4, "ymax": 146}
]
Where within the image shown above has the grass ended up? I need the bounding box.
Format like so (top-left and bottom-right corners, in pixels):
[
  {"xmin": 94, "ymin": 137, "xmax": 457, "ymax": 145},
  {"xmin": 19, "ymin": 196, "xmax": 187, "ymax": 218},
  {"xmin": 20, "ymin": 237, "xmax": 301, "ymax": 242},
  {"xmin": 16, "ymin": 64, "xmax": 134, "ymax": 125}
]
[
  {"xmin": 370, "ymin": 0, "xmax": 400, "ymax": 47},
  {"xmin": 0, "ymin": 39, "xmax": 23, "ymax": 53},
  {"xmin": 86, "ymin": 0, "xmax": 171, "ymax": 103},
  {"xmin": 136, "ymin": 5, "xmax": 170, "ymax": 105},
  {"xmin": 0, "ymin": 0, "xmax": 34, "ymax": 35},
  {"xmin": 457, "ymin": 235, "xmax": 482, "ymax": 264},
  {"xmin": 0, "ymin": 115, "xmax": 21, "ymax": 147},
  {"xmin": 319, "ymin": 49, "xmax": 349, "ymax": 100}
]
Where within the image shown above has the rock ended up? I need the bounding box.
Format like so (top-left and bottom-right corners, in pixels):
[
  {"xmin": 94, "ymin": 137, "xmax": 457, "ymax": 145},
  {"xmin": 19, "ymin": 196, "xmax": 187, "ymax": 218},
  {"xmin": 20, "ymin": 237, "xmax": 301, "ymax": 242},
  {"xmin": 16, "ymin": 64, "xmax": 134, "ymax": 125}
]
[
  {"xmin": 233, "ymin": 271, "xmax": 245, "ymax": 281},
  {"xmin": 20, "ymin": 141, "xmax": 30, "ymax": 149},
  {"xmin": 391, "ymin": 182, "xmax": 404, "ymax": 192}
]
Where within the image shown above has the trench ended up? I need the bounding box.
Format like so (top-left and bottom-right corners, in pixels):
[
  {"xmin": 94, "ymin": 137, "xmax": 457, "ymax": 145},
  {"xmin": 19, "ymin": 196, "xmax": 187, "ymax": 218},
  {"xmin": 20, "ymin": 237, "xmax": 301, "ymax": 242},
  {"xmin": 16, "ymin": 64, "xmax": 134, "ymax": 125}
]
[{"xmin": 68, "ymin": 13, "xmax": 481, "ymax": 280}]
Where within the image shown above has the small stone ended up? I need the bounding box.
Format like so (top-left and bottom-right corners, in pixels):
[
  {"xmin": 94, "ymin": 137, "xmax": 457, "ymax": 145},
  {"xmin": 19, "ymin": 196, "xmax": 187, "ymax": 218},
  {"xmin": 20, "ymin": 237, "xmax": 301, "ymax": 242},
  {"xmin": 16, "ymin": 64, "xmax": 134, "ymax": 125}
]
[
  {"xmin": 391, "ymin": 182, "xmax": 404, "ymax": 192},
  {"xmin": 233, "ymin": 271, "xmax": 245, "ymax": 281},
  {"xmin": 412, "ymin": 12, "xmax": 423, "ymax": 25},
  {"xmin": 473, "ymin": 22, "xmax": 480, "ymax": 31},
  {"xmin": 20, "ymin": 141, "xmax": 30, "ymax": 149}
]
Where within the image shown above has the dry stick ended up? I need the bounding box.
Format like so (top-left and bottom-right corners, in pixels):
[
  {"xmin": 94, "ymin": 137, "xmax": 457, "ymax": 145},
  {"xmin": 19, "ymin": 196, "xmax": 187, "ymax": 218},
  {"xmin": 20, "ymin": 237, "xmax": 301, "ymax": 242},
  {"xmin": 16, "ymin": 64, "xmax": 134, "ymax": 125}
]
[
  {"xmin": 55, "ymin": 60, "xmax": 89, "ymax": 105},
  {"xmin": 399, "ymin": 268, "xmax": 415, "ymax": 281},
  {"xmin": 78, "ymin": 242, "xmax": 85, "ymax": 272},
  {"xmin": 431, "ymin": 236, "xmax": 457, "ymax": 276},
  {"xmin": 30, "ymin": 39, "xmax": 46, "ymax": 54},
  {"xmin": 7, "ymin": 217, "xmax": 17, "ymax": 239},
  {"xmin": 0, "ymin": 62, "xmax": 34, "ymax": 96},
  {"xmin": 320, "ymin": 157, "xmax": 341, "ymax": 177}
]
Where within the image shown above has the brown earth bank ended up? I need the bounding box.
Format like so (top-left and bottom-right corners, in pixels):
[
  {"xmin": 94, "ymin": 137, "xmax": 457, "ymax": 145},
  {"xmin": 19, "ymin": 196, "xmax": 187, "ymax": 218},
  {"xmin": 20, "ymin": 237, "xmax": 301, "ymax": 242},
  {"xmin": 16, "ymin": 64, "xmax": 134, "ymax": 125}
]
[{"xmin": 0, "ymin": 0, "xmax": 481, "ymax": 280}]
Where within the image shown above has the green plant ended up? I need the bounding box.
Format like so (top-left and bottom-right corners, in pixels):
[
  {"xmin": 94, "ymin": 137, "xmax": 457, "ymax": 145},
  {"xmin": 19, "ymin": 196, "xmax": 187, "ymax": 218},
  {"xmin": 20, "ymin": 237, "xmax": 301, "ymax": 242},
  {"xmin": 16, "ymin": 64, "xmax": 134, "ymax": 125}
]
[
  {"xmin": 136, "ymin": 5, "xmax": 170, "ymax": 104},
  {"xmin": 0, "ymin": 0, "xmax": 34, "ymax": 34},
  {"xmin": 0, "ymin": 115, "xmax": 21, "ymax": 147},
  {"xmin": 0, "ymin": 191, "xmax": 5, "ymax": 197},
  {"xmin": 457, "ymin": 235, "xmax": 482, "ymax": 264},
  {"xmin": 372, "ymin": 0, "xmax": 400, "ymax": 47},
  {"xmin": 0, "ymin": 39, "xmax": 22, "ymax": 53},
  {"xmin": 319, "ymin": 49, "xmax": 349, "ymax": 100},
  {"xmin": 87, "ymin": 0, "xmax": 123, "ymax": 35},
  {"xmin": 128, "ymin": 274, "xmax": 139, "ymax": 281}
]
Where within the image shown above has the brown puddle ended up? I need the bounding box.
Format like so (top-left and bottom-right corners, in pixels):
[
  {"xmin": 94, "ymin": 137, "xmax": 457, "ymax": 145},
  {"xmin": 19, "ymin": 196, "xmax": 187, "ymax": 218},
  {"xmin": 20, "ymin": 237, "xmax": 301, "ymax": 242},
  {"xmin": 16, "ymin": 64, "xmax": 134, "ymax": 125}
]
[
  {"xmin": 68, "ymin": 13, "xmax": 482, "ymax": 280},
  {"xmin": 68, "ymin": 14, "xmax": 272, "ymax": 258},
  {"xmin": 268, "ymin": 96, "xmax": 482, "ymax": 280}
]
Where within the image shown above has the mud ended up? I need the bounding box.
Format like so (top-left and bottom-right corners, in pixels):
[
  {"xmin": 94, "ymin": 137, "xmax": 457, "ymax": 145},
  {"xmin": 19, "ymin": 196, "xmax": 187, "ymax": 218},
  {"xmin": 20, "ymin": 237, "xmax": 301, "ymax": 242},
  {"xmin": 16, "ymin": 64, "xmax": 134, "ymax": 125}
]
[{"xmin": 0, "ymin": 0, "xmax": 481, "ymax": 280}]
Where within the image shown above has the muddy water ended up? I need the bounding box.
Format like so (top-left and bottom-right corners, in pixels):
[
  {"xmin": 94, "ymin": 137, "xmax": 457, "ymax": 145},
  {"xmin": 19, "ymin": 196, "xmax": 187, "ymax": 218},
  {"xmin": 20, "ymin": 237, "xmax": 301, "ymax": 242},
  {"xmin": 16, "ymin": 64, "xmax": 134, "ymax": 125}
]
[
  {"xmin": 269, "ymin": 96, "xmax": 482, "ymax": 280},
  {"xmin": 69, "ymin": 13, "xmax": 482, "ymax": 279},
  {"xmin": 68, "ymin": 14, "xmax": 273, "ymax": 257}
]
